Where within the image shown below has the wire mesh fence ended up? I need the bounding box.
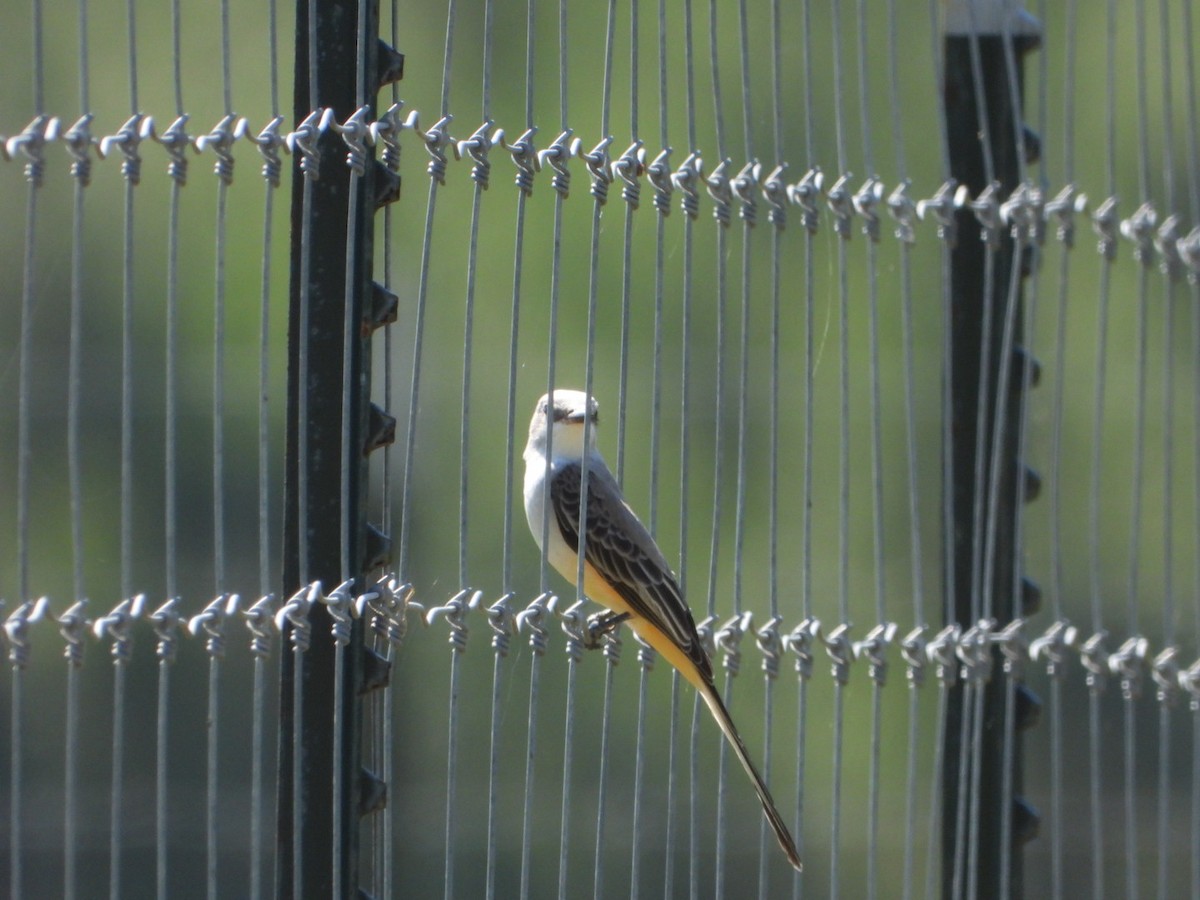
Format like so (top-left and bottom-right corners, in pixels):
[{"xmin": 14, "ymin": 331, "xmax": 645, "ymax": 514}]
[{"xmin": 1, "ymin": 0, "xmax": 1199, "ymax": 896}]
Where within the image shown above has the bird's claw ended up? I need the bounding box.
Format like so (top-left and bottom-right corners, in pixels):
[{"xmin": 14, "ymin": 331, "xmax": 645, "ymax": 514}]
[{"xmin": 583, "ymin": 610, "xmax": 631, "ymax": 649}]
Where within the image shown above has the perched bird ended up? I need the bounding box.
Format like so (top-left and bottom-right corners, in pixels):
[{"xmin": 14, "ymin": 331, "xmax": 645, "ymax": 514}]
[{"xmin": 523, "ymin": 389, "xmax": 802, "ymax": 871}]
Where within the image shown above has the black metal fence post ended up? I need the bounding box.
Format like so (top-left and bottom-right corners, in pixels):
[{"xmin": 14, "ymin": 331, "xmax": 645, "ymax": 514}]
[
  {"xmin": 942, "ymin": 8, "xmax": 1043, "ymax": 898},
  {"xmin": 277, "ymin": 0, "xmax": 402, "ymax": 895}
]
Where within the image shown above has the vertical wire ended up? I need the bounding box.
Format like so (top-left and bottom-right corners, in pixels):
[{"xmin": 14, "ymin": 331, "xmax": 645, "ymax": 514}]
[
  {"xmin": 1154, "ymin": 0, "xmax": 1179, "ymax": 895},
  {"xmin": 69, "ymin": 0, "xmax": 89, "ymax": 617},
  {"xmin": 633, "ymin": 0, "xmax": 668, "ymax": 888},
  {"xmin": 64, "ymin": 645, "xmax": 82, "ymax": 900},
  {"xmin": 119, "ymin": 0, "xmax": 140, "ymax": 611},
  {"xmin": 993, "ymin": 13, "xmax": 1038, "ymax": 894},
  {"xmin": 670, "ymin": 1, "xmax": 698, "ymax": 895},
  {"xmin": 511, "ymin": 2, "xmax": 538, "ymax": 898},
  {"xmin": 756, "ymin": 0, "xmax": 784, "ymax": 888},
  {"xmin": 588, "ymin": 0, "xmax": 624, "ymax": 897},
  {"xmin": 545, "ymin": 0, "xmax": 572, "ymax": 890},
  {"xmin": 960, "ymin": 11, "xmax": 1003, "ymax": 895},
  {"xmin": 204, "ymin": 0, "xmax": 236, "ymax": 893},
  {"xmin": 1045, "ymin": 0, "xmax": 1077, "ymax": 895},
  {"xmin": 1182, "ymin": 1, "xmax": 1200, "ymax": 896},
  {"xmin": 332, "ymin": 0, "xmax": 372, "ymax": 885},
  {"xmin": 290, "ymin": 0, "xmax": 324, "ymax": 888},
  {"xmin": 1124, "ymin": 1, "xmax": 1155, "ymax": 893},
  {"xmin": 792, "ymin": 1, "xmax": 816, "ymax": 896},
  {"xmin": 925, "ymin": 1, "xmax": 955, "ymax": 895},
  {"xmin": 614, "ymin": 0, "xmax": 640, "ymax": 486},
  {"xmin": 396, "ymin": 0, "xmax": 458, "ymax": 582},
  {"xmin": 830, "ymin": 0, "xmax": 851, "ymax": 893},
  {"xmin": 623, "ymin": 0, "xmax": 651, "ymax": 889},
  {"xmin": 581, "ymin": 0, "xmax": 621, "ymax": 892},
  {"xmin": 853, "ymin": 1, "xmax": 888, "ymax": 895},
  {"xmin": 886, "ymin": 0, "xmax": 925, "ymax": 896},
  {"xmin": 251, "ymin": 0, "xmax": 281, "ymax": 889},
  {"xmin": 722, "ymin": 0, "xmax": 755, "ymax": 887},
  {"xmin": 1085, "ymin": 2, "xmax": 1120, "ymax": 895}
]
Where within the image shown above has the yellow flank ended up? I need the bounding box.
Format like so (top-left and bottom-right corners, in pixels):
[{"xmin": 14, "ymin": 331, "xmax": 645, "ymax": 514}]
[{"xmin": 579, "ymin": 561, "xmax": 709, "ymax": 695}]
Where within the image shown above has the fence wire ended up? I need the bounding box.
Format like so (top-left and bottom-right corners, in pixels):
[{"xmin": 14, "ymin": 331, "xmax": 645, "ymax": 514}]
[{"xmin": 1, "ymin": 0, "xmax": 1199, "ymax": 896}]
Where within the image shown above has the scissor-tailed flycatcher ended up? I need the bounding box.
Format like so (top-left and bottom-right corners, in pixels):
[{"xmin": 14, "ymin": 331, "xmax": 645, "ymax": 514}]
[{"xmin": 523, "ymin": 390, "xmax": 802, "ymax": 872}]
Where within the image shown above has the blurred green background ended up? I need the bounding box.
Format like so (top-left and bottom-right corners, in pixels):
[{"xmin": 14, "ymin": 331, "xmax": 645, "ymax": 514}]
[{"xmin": 1, "ymin": 0, "xmax": 1199, "ymax": 895}]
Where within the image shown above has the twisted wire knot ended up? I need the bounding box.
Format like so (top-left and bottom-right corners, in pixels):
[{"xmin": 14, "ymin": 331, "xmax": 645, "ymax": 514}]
[
  {"xmin": 825, "ymin": 173, "xmax": 856, "ymax": 239},
  {"xmin": 786, "ymin": 616, "xmax": 820, "ymax": 681},
  {"xmin": 196, "ymin": 113, "xmax": 247, "ymax": 185},
  {"xmin": 854, "ymin": 622, "xmax": 898, "ymax": 686},
  {"xmin": 991, "ymin": 618, "xmax": 1028, "ymax": 680},
  {"xmin": 537, "ymin": 130, "xmax": 580, "ymax": 199},
  {"xmin": 426, "ymin": 588, "xmax": 480, "ymax": 654},
  {"xmin": 188, "ymin": 593, "xmax": 241, "ymax": 658},
  {"xmin": 457, "ymin": 120, "xmax": 495, "ymax": 190},
  {"xmin": 1120, "ymin": 202, "xmax": 1158, "ymax": 265},
  {"xmin": 1029, "ymin": 619, "xmax": 1077, "ymax": 678},
  {"xmin": 1108, "ymin": 635, "xmax": 1149, "ymax": 700},
  {"xmin": 705, "ymin": 158, "xmax": 733, "ymax": 227},
  {"xmin": 887, "ymin": 180, "xmax": 917, "ymax": 244},
  {"xmin": 4, "ymin": 597, "xmax": 51, "ymax": 670},
  {"xmin": 1000, "ymin": 181, "xmax": 1044, "ymax": 245},
  {"xmin": 731, "ymin": 161, "xmax": 761, "ymax": 226},
  {"xmin": 671, "ymin": 151, "xmax": 703, "ymax": 220},
  {"xmin": 716, "ymin": 611, "xmax": 753, "ymax": 677},
  {"xmin": 822, "ymin": 623, "xmax": 854, "ymax": 686},
  {"xmin": 151, "ymin": 597, "xmax": 184, "ymax": 664},
  {"xmin": 755, "ymin": 615, "xmax": 783, "ymax": 679},
  {"xmin": 63, "ymin": 114, "xmax": 95, "ymax": 186},
  {"xmin": 582, "ymin": 136, "xmax": 615, "ymax": 204},
  {"xmin": 956, "ymin": 619, "xmax": 996, "ymax": 686},
  {"xmin": 242, "ymin": 594, "xmax": 278, "ymax": 658},
  {"xmin": 1151, "ymin": 645, "xmax": 1181, "ymax": 706},
  {"xmin": 7, "ymin": 114, "xmax": 59, "ymax": 187},
  {"xmin": 633, "ymin": 631, "xmax": 656, "ymax": 671},
  {"xmin": 157, "ymin": 115, "xmax": 193, "ymax": 185},
  {"xmin": 1078, "ymin": 631, "xmax": 1109, "ymax": 694},
  {"xmin": 251, "ymin": 115, "xmax": 286, "ymax": 187},
  {"xmin": 1044, "ymin": 183, "xmax": 1085, "ymax": 248},
  {"xmin": 917, "ymin": 180, "xmax": 968, "ymax": 246},
  {"xmin": 501, "ymin": 127, "xmax": 540, "ymax": 196},
  {"xmin": 900, "ymin": 624, "xmax": 929, "ymax": 688},
  {"xmin": 360, "ymin": 577, "xmax": 422, "ymax": 647},
  {"xmin": 613, "ymin": 140, "xmax": 644, "ymax": 209},
  {"xmin": 557, "ymin": 599, "xmax": 588, "ymax": 664},
  {"xmin": 369, "ymin": 102, "xmax": 405, "ymax": 173},
  {"xmin": 761, "ymin": 163, "xmax": 788, "ymax": 229},
  {"xmin": 487, "ymin": 593, "xmax": 517, "ymax": 658},
  {"xmin": 275, "ymin": 583, "xmax": 319, "ymax": 654},
  {"xmin": 1179, "ymin": 227, "xmax": 1200, "ymax": 283},
  {"xmin": 99, "ymin": 114, "xmax": 151, "ymax": 185},
  {"xmin": 333, "ymin": 107, "xmax": 372, "ymax": 179},
  {"xmin": 321, "ymin": 579, "xmax": 356, "ymax": 648},
  {"xmin": 927, "ymin": 624, "xmax": 963, "ymax": 687},
  {"xmin": 970, "ymin": 183, "xmax": 1003, "ymax": 251},
  {"xmin": 94, "ymin": 594, "xmax": 147, "ymax": 665},
  {"xmin": 516, "ymin": 592, "xmax": 554, "ymax": 656},
  {"xmin": 1154, "ymin": 214, "xmax": 1184, "ymax": 280},
  {"xmin": 646, "ymin": 147, "xmax": 673, "ymax": 215},
  {"xmin": 852, "ymin": 176, "xmax": 885, "ymax": 242},
  {"xmin": 59, "ymin": 601, "xmax": 90, "ymax": 668},
  {"xmin": 788, "ymin": 167, "xmax": 824, "ymax": 234},
  {"xmin": 695, "ymin": 615, "xmax": 718, "ymax": 666},
  {"xmin": 286, "ymin": 108, "xmax": 332, "ymax": 181},
  {"xmin": 1179, "ymin": 658, "xmax": 1200, "ymax": 711},
  {"xmin": 1090, "ymin": 196, "xmax": 1120, "ymax": 260}
]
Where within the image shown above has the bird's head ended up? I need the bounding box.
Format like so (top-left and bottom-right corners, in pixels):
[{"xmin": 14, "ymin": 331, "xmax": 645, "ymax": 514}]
[{"xmin": 525, "ymin": 390, "xmax": 599, "ymax": 461}]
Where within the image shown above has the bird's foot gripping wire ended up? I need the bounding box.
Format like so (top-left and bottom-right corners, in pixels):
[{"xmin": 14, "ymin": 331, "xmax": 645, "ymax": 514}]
[{"xmin": 583, "ymin": 610, "xmax": 631, "ymax": 650}]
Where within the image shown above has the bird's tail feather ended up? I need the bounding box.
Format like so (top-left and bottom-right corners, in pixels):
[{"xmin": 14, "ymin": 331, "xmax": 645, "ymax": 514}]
[{"xmin": 699, "ymin": 681, "xmax": 803, "ymax": 872}]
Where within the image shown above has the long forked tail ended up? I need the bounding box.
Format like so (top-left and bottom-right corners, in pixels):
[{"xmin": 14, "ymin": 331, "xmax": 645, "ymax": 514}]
[{"xmin": 699, "ymin": 681, "xmax": 803, "ymax": 872}]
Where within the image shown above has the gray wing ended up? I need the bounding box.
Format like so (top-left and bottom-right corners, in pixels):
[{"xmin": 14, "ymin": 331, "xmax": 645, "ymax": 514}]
[{"xmin": 550, "ymin": 460, "xmax": 713, "ymax": 682}]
